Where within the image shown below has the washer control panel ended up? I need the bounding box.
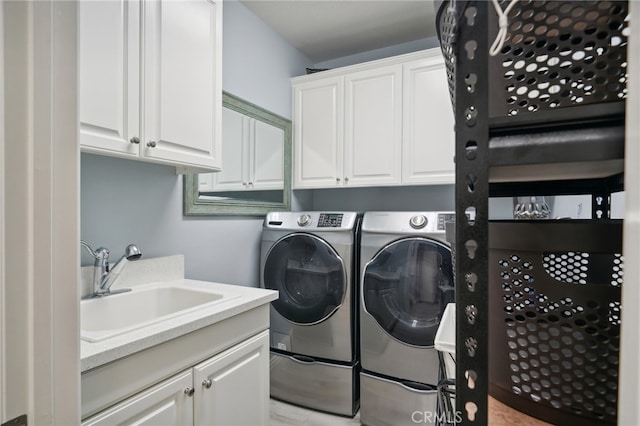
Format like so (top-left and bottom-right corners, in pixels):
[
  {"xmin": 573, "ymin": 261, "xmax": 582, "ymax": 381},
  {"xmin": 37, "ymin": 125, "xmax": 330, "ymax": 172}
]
[
  {"xmin": 265, "ymin": 212, "xmax": 357, "ymax": 230},
  {"xmin": 437, "ymin": 213, "xmax": 456, "ymax": 231},
  {"xmin": 318, "ymin": 213, "xmax": 344, "ymax": 228}
]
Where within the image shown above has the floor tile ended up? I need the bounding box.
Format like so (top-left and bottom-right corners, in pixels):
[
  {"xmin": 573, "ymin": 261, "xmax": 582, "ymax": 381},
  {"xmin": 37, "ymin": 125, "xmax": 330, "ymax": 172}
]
[{"xmin": 270, "ymin": 399, "xmax": 360, "ymax": 425}]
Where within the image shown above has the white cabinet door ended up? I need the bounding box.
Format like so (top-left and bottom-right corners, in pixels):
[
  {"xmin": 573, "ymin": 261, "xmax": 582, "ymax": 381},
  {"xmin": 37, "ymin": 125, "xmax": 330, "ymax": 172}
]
[
  {"xmin": 344, "ymin": 65, "xmax": 402, "ymax": 187},
  {"xmin": 402, "ymin": 56, "xmax": 455, "ymax": 185},
  {"xmin": 193, "ymin": 330, "xmax": 269, "ymax": 426},
  {"xmin": 82, "ymin": 371, "xmax": 194, "ymax": 426},
  {"xmin": 79, "ymin": 0, "xmax": 139, "ymax": 158},
  {"xmin": 204, "ymin": 108, "xmax": 285, "ymax": 192},
  {"xmin": 293, "ymin": 76, "xmax": 344, "ymax": 189},
  {"xmin": 252, "ymin": 119, "xmax": 285, "ymax": 190},
  {"xmin": 142, "ymin": 0, "xmax": 222, "ymax": 170},
  {"xmin": 210, "ymin": 107, "xmax": 249, "ymax": 191},
  {"xmin": 198, "ymin": 172, "xmax": 215, "ymax": 192}
]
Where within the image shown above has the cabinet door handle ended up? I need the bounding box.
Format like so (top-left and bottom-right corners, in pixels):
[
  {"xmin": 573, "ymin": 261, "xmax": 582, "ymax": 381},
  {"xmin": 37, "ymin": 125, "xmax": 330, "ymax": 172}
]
[
  {"xmin": 184, "ymin": 387, "xmax": 195, "ymax": 397},
  {"xmin": 344, "ymin": 177, "xmax": 349, "ymax": 183},
  {"xmin": 147, "ymin": 141, "xmax": 157, "ymax": 148},
  {"xmin": 202, "ymin": 379, "xmax": 212, "ymax": 389},
  {"xmin": 129, "ymin": 136, "xmax": 140, "ymax": 144},
  {"xmin": 336, "ymin": 177, "xmax": 341, "ymax": 183}
]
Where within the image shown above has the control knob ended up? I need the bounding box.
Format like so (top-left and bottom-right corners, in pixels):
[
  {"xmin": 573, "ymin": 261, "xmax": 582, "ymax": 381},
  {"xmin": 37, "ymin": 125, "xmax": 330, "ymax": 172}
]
[
  {"xmin": 297, "ymin": 214, "xmax": 311, "ymax": 227},
  {"xmin": 409, "ymin": 215, "xmax": 428, "ymax": 229}
]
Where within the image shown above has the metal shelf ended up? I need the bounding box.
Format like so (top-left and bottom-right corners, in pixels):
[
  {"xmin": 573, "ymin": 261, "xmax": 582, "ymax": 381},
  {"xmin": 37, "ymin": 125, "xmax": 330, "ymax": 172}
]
[
  {"xmin": 489, "ymin": 122, "xmax": 624, "ymax": 184},
  {"xmin": 445, "ymin": 1, "xmax": 628, "ymax": 425}
]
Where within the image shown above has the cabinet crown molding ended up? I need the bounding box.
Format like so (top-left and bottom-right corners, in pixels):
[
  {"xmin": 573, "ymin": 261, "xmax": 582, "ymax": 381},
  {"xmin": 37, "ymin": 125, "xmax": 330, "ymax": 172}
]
[{"xmin": 292, "ymin": 48, "xmax": 443, "ymax": 83}]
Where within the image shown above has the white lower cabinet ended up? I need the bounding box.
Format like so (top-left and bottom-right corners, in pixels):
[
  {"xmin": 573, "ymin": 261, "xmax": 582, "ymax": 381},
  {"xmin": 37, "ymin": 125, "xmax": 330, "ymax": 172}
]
[
  {"xmin": 82, "ymin": 331, "xmax": 269, "ymax": 426},
  {"xmin": 193, "ymin": 329, "xmax": 270, "ymax": 425},
  {"xmin": 81, "ymin": 371, "xmax": 194, "ymax": 426}
]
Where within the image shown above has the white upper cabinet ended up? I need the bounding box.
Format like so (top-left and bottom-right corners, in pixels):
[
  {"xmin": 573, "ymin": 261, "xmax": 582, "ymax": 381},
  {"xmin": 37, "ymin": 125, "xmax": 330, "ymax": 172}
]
[
  {"xmin": 293, "ymin": 76, "xmax": 344, "ymax": 188},
  {"xmin": 292, "ymin": 68, "xmax": 401, "ymax": 190},
  {"xmin": 252, "ymin": 119, "xmax": 285, "ymax": 190},
  {"xmin": 79, "ymin": 0, "xmax": 139, "ymax": 157},
  {"xmin": 344, "ymin": 65, "xmax": 402, "ymax": 187},
  {"xmin": 79, "ymin": 0, "xmax": 222, "ymax": 173},
  {"xmin": 207, "ymin": 107, "xmax": 249, "ymax": 191},
  {"xmin": 201, "ymin": 106, "xmax": 285, "ymax": 192},
  {"xmin": 402, "ymin": 53, "xmax": 455, "ymax": 185},
  {"xmin": 292, "ymin": 49, "xmax": 455, "ymax": 189},
  {"xmin": 141, "ymin": 0, "xmax": 221, "ymax": 170}
]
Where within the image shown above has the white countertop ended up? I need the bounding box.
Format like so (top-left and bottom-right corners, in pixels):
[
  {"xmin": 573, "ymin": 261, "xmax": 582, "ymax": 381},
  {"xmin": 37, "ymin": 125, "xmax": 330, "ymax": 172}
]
[{"xmin": 81, "ymin": 279, "xmax": 277, "ymax": 372}]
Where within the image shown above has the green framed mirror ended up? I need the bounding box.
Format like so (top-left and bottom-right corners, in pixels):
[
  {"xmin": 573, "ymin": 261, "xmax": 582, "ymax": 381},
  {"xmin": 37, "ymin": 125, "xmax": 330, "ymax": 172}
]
[{"xmin": 184, "ymin": 92, "xmax": 292, "ymax": 216}]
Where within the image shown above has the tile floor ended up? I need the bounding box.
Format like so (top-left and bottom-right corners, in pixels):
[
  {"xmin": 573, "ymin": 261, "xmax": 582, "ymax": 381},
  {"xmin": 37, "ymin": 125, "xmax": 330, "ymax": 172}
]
[
  {"xmin": 269, "ymin": 399, "xmax": 361, "ymax": 426},
  {"xmin": 269, "ymin": 397, "xmax": 550, "ymax": 426}
]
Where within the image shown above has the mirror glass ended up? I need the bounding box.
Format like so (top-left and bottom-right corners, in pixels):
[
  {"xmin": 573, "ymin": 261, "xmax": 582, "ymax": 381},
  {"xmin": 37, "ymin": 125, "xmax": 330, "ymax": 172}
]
[{"xmin": 184, "ymin": 92, "xmax": 292, "ymax": 216}]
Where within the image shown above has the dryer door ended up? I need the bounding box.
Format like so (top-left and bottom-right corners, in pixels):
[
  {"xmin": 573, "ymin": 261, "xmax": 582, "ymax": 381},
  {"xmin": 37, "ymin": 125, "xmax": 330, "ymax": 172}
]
[
  {"xmin": 362, "ymin": 237, "xmax": 454, "ymax": 346},
  {"xmin": 264, "ymin": 233, "xmax": 346, "ymax": 325}
]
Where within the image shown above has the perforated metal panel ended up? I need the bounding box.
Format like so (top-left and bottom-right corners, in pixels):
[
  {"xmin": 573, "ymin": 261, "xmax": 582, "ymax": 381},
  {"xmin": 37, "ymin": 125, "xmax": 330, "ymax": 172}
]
[
  {"xmin": 489, "ymin": 0, "xmax": 629, "ymax": 118},
  {"xmin": 490, "ymin": 221, "xmax": 622, "ymax": 425},
  {"xmin": 439, "ymin": 1, "xmax": 629, "ymax": 127},
  {"xmin": 491, "ymin": 1, "xmax": 629, "ymax": 115},
  {"xmin": 436, "ymin": 1, "xmax": 462, "ymax": 113}
]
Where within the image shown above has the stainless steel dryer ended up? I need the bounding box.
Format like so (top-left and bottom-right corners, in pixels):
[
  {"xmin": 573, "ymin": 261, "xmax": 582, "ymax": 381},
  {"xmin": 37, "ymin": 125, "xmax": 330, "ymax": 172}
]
[
  {"xmin": 359, "ymin": 211, "xmax": 455, "ymax": 426},
  {"xmin": 260, "ymin": 211, "xmax": 360, "ymax": 417}
]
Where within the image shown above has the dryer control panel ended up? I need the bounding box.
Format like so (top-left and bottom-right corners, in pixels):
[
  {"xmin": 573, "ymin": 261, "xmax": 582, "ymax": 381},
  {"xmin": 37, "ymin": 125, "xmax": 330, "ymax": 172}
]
[
  {"xmin": 361, "ymin": 211, "xmax": 456, "ymax": 235},
  {"xmin": 318, "ymin": 213, "xmax": 343, "ymax": 227}
]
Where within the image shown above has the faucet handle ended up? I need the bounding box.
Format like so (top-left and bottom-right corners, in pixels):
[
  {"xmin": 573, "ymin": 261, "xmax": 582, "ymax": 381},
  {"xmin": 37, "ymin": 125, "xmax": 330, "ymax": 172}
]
[
  {"xmin": 80, "ymin": 240, "xmax": 96, "ymax": 258},
  {"xmin": 80, "ymin": 241, "xmax": 110, "ymax": 263}
]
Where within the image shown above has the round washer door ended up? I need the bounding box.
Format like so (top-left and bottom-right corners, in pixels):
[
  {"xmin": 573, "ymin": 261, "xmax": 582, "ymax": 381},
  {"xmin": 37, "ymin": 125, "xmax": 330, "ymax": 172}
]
[
  {"xmin": 264, "ymin": 233, "xmax": 346, "ymax": 325},
  {"xmin": 362, "ymin": 237, "xmax": 454, "ymax": 346}
]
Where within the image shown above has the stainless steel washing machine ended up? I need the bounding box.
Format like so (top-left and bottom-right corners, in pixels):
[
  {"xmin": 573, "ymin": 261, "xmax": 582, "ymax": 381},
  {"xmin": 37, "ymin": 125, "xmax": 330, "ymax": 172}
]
[
  {"xmin": 260, "ymin": 211, "xmax": 360, "ymax": 417},
  {"xmin": 359, "ymin": 211, "xmax": 455, "ymax": 426}
]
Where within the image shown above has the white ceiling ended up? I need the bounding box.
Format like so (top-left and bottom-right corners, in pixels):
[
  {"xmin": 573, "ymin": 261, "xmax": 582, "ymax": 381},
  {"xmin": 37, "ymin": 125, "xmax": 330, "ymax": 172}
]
[{"xmin": 239, "ymin": 0, "xmax": 440, "ymax": 63}]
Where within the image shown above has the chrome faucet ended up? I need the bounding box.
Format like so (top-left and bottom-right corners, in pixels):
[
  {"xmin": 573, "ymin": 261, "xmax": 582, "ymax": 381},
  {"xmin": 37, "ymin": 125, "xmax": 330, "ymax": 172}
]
[{"xmin": 81, "ymin": 241, "xmax": 142, "ymax": 298}]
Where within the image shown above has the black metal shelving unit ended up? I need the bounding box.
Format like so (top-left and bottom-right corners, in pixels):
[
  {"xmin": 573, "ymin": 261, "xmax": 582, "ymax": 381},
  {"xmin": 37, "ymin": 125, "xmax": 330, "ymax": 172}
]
[{"xmin": 439, "ymin": 1, "xmax": 629, "ymax": 425}]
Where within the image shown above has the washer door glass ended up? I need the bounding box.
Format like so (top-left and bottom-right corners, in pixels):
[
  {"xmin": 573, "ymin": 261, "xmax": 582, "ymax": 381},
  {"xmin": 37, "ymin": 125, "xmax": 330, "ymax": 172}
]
[
  {"xmin": 363, "ymin": 238, "xmax": 454, "ymax": 346},
  {"xmin": 264, "ymin": 233, "xmax": 346, "ymax": 325}
]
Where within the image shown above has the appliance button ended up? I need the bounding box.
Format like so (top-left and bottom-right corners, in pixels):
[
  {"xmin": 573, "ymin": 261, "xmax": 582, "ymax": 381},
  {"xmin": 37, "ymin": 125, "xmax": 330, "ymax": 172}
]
[
  {"xmin": 409, "ymin": 215, "xmax": 428, "ymax": 229},
  {"xmin": 297, "ymin": 214, "xmax": 312, "ymax": 227}
]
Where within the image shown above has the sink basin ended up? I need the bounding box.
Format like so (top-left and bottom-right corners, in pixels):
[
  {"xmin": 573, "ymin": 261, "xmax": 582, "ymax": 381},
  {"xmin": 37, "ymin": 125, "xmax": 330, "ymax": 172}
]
[{"xmin": 81, "ymin": 283, "xmax": 239, "ymax": 342}]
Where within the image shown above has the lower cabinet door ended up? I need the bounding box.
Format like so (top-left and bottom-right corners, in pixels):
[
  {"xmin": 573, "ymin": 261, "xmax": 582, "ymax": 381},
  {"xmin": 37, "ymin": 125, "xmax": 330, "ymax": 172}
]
[
  {"xmin": 81, "ymin": 371, "xmax": 194, "ymax": 426},
  {"xmin": 193, "ymin": 330, "xmax": 270, "ymax": 426}
]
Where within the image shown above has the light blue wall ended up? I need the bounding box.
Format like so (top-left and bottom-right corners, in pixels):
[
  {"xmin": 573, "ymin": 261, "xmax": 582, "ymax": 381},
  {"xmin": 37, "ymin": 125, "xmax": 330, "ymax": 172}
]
[
  {"xmin": 312, "ymin": 37, "xmax": 440, "ymax": 70},
  {"xmin": 81, "ymin": 154, "xmax": 266, "ymax": 285},
  {"xmin": 81, "ymin": 3, "xmax": 453, "ymax": 287},
  {"xmin": 222, "ymin": 0, "xmax": 311, "ymax": 118},
  {"xmin": 309, "ymin": 185, "xmax": 454, "ymax": 212}
]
